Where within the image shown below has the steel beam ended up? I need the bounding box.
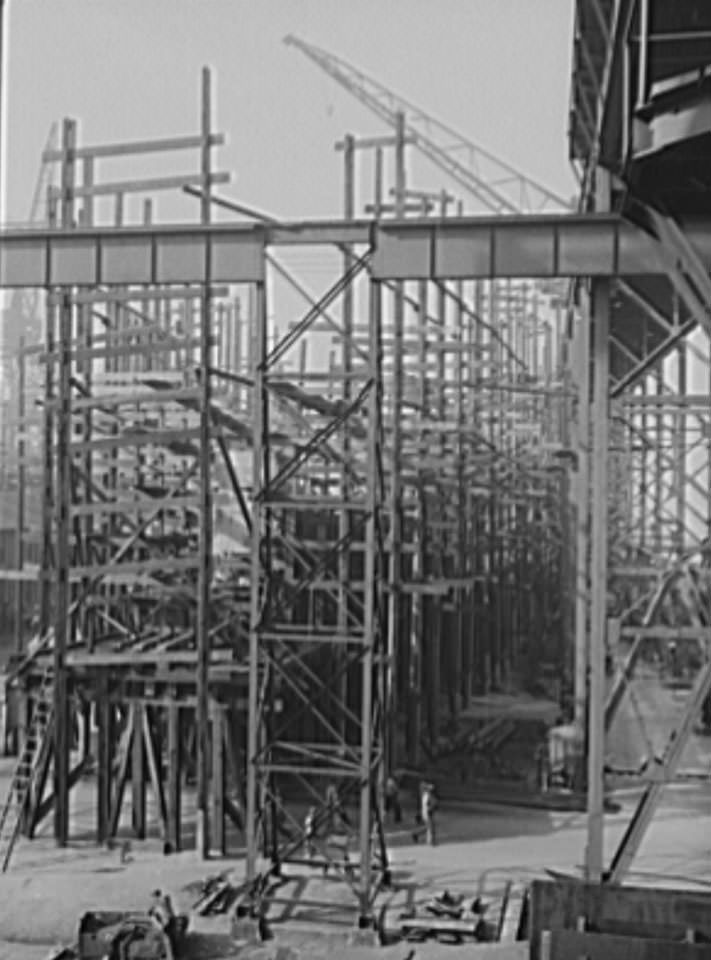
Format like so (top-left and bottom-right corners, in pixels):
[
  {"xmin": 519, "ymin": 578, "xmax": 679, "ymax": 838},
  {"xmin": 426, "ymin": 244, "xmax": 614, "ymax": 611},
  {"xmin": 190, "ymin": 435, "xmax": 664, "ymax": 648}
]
[
  {"xmin": 585, "ymin": 170, "xmax": 611, "ymax": 882},
  {"xmin": 195, "ymin": 65, "xmax": 213, "ymax": 860},
  {"xmin": 0, "ymin": 213, "xmax": 708, "ymax": 290},
  {"xmin": 608, "ymin": 654, "xmax": 711, "ymax": 882}
]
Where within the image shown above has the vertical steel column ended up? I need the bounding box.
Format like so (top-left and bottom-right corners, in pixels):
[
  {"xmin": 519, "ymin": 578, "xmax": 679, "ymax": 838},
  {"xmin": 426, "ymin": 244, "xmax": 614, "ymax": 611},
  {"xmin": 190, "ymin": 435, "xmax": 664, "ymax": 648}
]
[
  {"xmin": 636, "ymin": 0, "xmax": 649, "ymax": 110},
  {"xmin": 386, "ymin": 112, "xmax": 405, "ymax": 769},
  {"xmin": 675, "ymin": 341, "xmax": 686, "ymax": 553},
  {"xmin": 96, "ymin": 686, "xmax": 112, "ymax": 843},
  {"xmin": 14, "ymin": 336, "xmax": 25, "ymax": 652},
  {"xmin": 486, "ymin": 282, "xmax": 498, "ymax": 691},
  {"xmin": 373, "ymin": 147, "xmax": 383, "ymax": 218},
  {"xmin": 211, "ymin": 701, "xmax": 225, "ymax": 855},
  {"xmin": 54, "ymin": 292, "xmax": 72, "ymax": 845},
  {"xmin": 454, "ymin": 214, "xmax": 467, "ymax": 714},
  {"xmin": 638, "ymin": 380, "xmax": 647, "ymax": 549},
  {"xmin": 132, "ymin": 700, "xmax": 146, "ymax": 838},
  {"xmin": 472, "ymin": 281, "xmax": 484, "ymax": 689},
  {"xmin": 53, "ymin": 118, "xmax": 76, "ymax": 845},
  {"xmin": 340, "ymin": 134, "xmax": 355, "ymax": 746},
  {"xmin": 429, "ymin": 191, "xmax": 449, "ymax": 734},
  {"xmin": 79, "ymin": 157, "xmax": 94, "ymax": 646},
  {"xmin": 574, "ymin": 292, "xmax": 591, "ymax": 748},
  {"xmin": 585, "ymin": 170, "xmax": 611, "ymax": 882},
  {"xmin": 358, "ymin": 277, "xmax": 381, "ymax": 924},
  {"xmin": 233, "ymin": 297, "xmax": 243, "ymax": 409},
  {"xmin": 167, "ymin": 701, "xmax": 182, "ymax": 853},
  {"xmin": 556, "ymin": 307, "xmax": 574, "ymax": 696},
  {"xmin": 39, "ymin": 190, "xmax": 58, "ymax": 641},
  {"xmin": 245, "ymin": 279, "xmax": 267, "ymax": 881},
  {"xmin": 196, "ymin": 66, "xmax": 213, "ymax": 858},
  {"xmin": 654, "ymin": 365, "xmax": 663, "ymax": 552},
  {"xmin": 409, "ymin": 242, "xmax": 428, "ymax": 765},
  {"xmin": 708, "ymin": 334, "xmax": 711, "ymax": 537}
]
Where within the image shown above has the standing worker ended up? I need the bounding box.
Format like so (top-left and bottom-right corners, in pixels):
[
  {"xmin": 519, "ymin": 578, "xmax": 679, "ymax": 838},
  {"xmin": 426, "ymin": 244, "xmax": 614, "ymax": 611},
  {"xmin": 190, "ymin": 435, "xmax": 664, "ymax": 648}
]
[
  {"xmin": 148, "ymin": 889, "xmax": 174, "ymax": 931},
  {"xmin": 304, "ymin": 805, "xmax": 317, "ymax": 859},
  {"xmin": 421, "ymin": 781, "xmax": 437, "ymax": 846},
  {"xmin": 384, "ymin": 774, "xmax": 402, "ymax": 824}
]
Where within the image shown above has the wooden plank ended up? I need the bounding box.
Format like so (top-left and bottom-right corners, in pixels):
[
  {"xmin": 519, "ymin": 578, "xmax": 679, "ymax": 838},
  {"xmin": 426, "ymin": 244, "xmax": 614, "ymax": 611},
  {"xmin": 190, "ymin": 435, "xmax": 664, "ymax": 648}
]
[
  {"xmin": 499, "ymin": 881, "xmax": 528, "ymax": 943},
  {"xmin": 400, "ymin": 916, "xmax": 482, "ymax": 936},
  {"xmin": 108, "ymin": 705, "xmax": 135, "ymax": 838},
  {"xmin": 542, "ymin": 929, "xmax": 711, "ymax": 960},
  {"xmin": 41, "ymin": 337, "xmax": 206, "ymax": 364},
  {"xmin": 529, "ymin": 880, "xmax": 711, "ymax": 959},
  {"xmin": 27, "ymin": 716, "xmax": 54, "ymax": 837},
  {"xmin": 167, "ymin": 702, "xmax": 182, "ymax": 853},
  {"xmin": 142, "ymin": 706, "xmax": 168, "ymax": 842},
  {"xmin": 619, "ymin": 626, "xmax": 711, "ymax": 639},
  {"xmin": 81, "ymin": 371, "xmax": 185, "ymax": 385},
  {"xmin": 64, "ymin": 387, "xmax": 201, "ymax": 411},
  {"xmin": 0, "ymin": 565, "xmax": 41, "ymax": 582},
  {"xmin": 624, "ymin": 393, "xmax": 711, "ymax": 406},
  {"xmin": 96, "ymin": 694, "xmax": 113, "ymax": 843},
  {"xmin": 43, "ymin": 132, "xmax": 225, "ymax": 161},
  {"xmin": 70, "ymin": 495, "xmax": 199, "ymax": 518},
  {"xmin": 131, "ymin": 703, "xmax": 146, "ymax": 839},
  {"xmin": 211, "ymin": 703, "xmax": 225, "ymax": 855},
  {"xmin": 400, "ymin": 581, "xmax": 451, "ymax": 596},
  {"xmin": 69, "ymin": 557, "xmax": 200, "ymax": 578},
  {"xmin": 31, "ymin": 759, "xmax": 87, "ymax": 833},
  {"xmin": 48, "ymin": 284, "xmax": 229, "ymax": 306},
  {"xmin": 65, "ymin": 650, "xmax": 237, "ymax": 667},
  {"xmin": 50, "ymin": 170, "xmax": 230, "ymax": 198}
]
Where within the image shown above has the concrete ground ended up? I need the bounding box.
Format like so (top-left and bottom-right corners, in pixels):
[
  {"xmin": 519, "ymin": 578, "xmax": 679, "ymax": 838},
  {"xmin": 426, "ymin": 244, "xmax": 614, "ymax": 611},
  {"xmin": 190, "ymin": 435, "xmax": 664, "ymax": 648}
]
[
  {"xmin": 1, "ymin": 769, "xmax": 711, "ymax": 959},
  {"xmin": 1, "ymin": 671, "xmax": 710, "ymax": 958}
]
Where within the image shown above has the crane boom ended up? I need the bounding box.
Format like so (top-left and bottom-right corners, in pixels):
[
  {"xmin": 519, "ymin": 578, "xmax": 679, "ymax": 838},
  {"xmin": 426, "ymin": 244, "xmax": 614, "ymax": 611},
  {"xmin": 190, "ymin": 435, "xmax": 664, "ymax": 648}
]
[{"xmin": 284, "ymin": 34, "xmax": 569, "ymax": 215}]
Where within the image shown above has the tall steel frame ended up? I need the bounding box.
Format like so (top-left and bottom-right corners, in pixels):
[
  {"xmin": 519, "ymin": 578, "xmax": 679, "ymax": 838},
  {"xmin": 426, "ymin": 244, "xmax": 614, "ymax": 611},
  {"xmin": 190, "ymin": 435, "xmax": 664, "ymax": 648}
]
[
  {"xmin": 4, "ymin": 170, "xmax": 711, "ymax": 902},
  {"xmin": 0, "ymin": 71, "xmax": 263, "ymax": 867},
  {"xmin": 568, "ymin": 0, "xmax": 711, "ymax": 882},
  {"xmin": 243, "ymin": 236, "xmax": 389, "ymax": 923}
]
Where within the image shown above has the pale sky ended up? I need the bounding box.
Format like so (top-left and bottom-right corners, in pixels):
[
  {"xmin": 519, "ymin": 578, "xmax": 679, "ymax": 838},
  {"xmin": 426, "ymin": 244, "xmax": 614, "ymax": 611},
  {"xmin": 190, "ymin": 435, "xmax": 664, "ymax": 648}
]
[{"xmin": 5, "ymin": 0, "xmax": 577, "ymax": 225}]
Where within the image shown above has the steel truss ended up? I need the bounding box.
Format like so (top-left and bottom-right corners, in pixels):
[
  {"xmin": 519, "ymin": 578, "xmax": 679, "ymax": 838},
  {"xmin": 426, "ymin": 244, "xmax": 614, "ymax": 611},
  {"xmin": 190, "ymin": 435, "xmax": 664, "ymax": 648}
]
[
  {"xmin": 3, "ymin": 98, "xmax": 711, "ymax": 912},
  {"xmin": 242, "ymin": 237, "xmax": 390, "ymax": 923},
  {"xmin": 0, "ymin": 71, "xmax": 263, "ymax": 866}
]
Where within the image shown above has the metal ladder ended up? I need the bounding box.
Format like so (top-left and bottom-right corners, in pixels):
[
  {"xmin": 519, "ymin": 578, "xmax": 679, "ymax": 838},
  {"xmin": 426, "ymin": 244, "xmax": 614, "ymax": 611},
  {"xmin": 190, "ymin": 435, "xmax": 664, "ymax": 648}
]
[{"xmin": 0, "ymin": 664, "xmax": 54, "ymax": 871}]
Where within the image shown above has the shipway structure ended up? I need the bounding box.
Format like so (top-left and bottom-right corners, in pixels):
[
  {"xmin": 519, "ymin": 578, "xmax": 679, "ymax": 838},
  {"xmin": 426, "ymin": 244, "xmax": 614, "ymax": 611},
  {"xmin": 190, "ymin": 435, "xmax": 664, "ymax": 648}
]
[{"xmin": 1, "ymin": 0, "xmax": 711, "ymax": 942}]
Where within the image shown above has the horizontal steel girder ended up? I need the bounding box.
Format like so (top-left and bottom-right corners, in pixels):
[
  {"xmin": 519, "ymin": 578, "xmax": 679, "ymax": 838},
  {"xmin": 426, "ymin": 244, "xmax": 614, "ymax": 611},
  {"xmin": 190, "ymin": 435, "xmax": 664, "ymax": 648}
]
[{"xmin": 0, "ymin": 213, "xmax": 707, "ymax": 287}]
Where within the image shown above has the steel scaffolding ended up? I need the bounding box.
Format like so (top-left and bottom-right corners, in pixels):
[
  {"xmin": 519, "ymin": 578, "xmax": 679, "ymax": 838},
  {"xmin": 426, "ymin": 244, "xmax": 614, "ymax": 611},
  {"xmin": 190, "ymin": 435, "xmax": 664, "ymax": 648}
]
[{"xmin": 2, "ymin": 3, "xmax": 711, "ymax": 926}]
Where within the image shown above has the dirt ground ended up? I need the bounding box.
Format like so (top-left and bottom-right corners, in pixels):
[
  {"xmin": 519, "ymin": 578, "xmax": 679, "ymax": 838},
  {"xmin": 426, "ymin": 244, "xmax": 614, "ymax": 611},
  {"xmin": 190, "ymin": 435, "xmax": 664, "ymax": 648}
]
[{"xmin": 2, "ymin": 773, "xmax": 711, "ymax": 959}]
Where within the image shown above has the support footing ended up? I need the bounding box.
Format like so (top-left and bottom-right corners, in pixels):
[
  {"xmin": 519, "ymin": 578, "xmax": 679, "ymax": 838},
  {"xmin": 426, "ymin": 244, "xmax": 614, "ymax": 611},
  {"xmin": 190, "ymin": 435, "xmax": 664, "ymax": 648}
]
[
  {"xmin": 231, "ymin": 915, "xmax": 263, "ymax": 945},
  {"xmin": 348, "ymin": 919, "xmax": 378, "ymax": 947}
]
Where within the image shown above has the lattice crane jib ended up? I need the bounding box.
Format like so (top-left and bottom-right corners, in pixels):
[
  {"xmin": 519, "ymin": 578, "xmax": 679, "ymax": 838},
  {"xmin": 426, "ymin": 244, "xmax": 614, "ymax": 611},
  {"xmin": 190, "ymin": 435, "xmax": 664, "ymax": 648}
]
[
  {"xmin": 283, "ymin": 35, "xmax": 569, "ymax": 217},
  {"xmin": 0, "ymin": 663, "xmax": 54, "ymax": 871}
]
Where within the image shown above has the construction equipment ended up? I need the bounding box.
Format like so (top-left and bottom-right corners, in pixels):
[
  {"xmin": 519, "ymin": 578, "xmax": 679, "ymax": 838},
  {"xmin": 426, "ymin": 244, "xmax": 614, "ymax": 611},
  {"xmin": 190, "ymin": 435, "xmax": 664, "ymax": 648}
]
[
  {"xmin": 0, "ymin": 662, "xmax": 54, "ymax": 871},
  {"xmin": 284, "ymin": 35, "xmax": 568, "ymax": 216},
  {"xmin": 399, "ymin": 891, "xmax": 490, "ymax": 945},
  {"xmin": 77, "ymin": 909, "xmax": 187, "ymax": 960}
]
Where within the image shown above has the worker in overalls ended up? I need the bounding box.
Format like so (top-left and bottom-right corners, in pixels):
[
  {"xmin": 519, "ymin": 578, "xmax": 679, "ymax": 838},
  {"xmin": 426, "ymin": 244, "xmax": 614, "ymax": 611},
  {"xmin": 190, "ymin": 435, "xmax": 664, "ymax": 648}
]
[
  {"xmin": 421, "ymin": 781, "xmax": 438, "ymax": 846},
  {"xmin": 304, "ymin": 805, "xmax": 317, "ymax": 859}
]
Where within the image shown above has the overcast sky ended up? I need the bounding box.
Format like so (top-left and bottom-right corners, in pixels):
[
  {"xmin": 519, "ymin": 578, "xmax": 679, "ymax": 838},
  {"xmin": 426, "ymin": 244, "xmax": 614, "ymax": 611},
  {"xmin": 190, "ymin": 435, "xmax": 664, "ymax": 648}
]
[{"xmin": 4, "ymin": 0, "xmax": 576, "ymax": 225}]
